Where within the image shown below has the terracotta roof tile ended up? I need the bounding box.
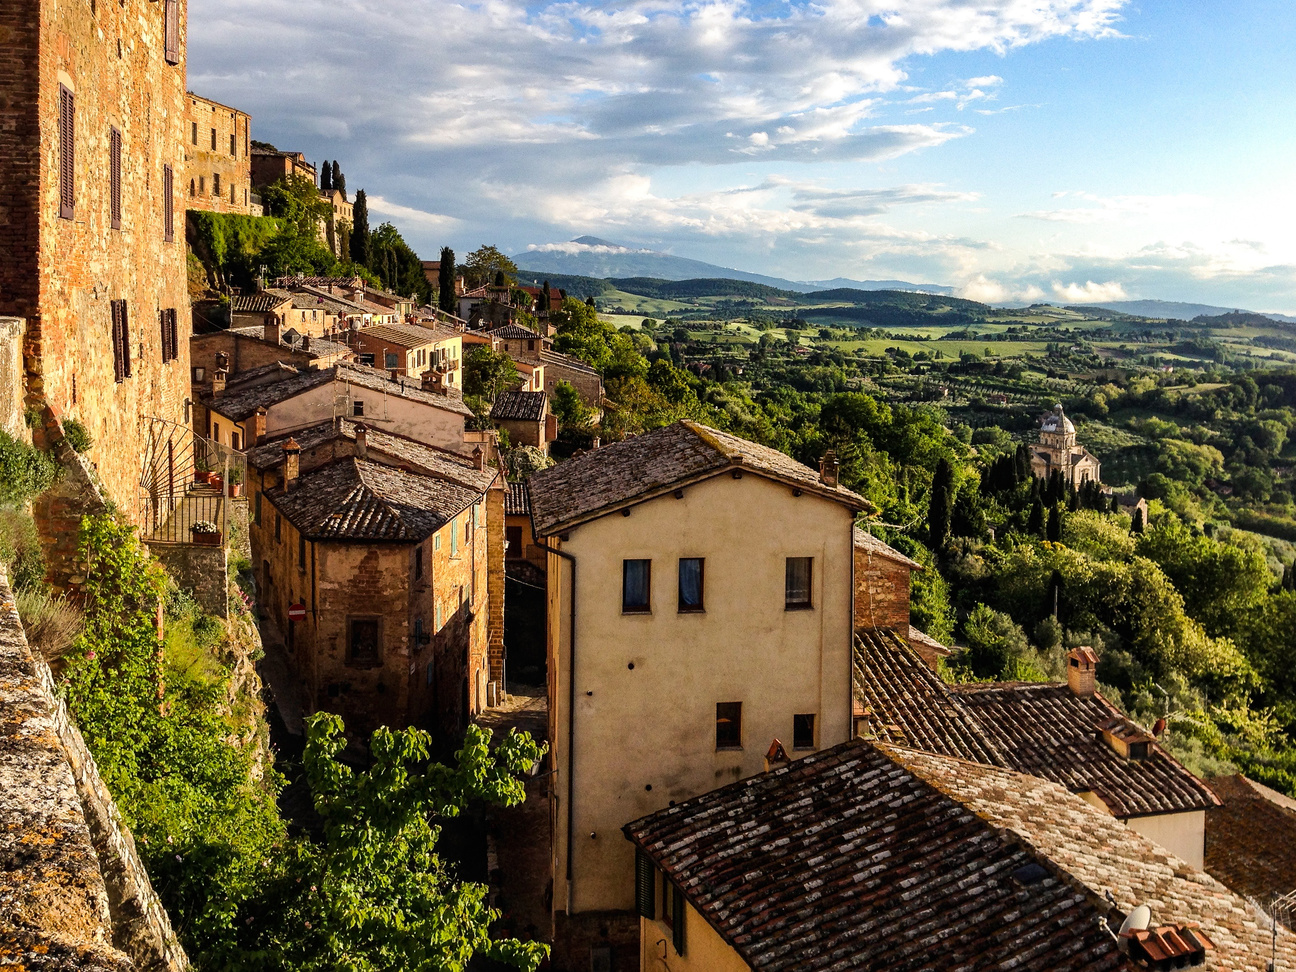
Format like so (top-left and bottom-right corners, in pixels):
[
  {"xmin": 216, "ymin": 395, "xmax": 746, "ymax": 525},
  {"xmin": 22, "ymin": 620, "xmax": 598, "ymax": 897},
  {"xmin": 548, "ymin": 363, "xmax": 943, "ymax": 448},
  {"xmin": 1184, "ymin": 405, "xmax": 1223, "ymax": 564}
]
[
  {"xmin": 353, "ymin": 323, "xmax": 459, "ymax": 348},
  {"xmin": 1204, "ymin": 774, "xmax": 1296, "ymax": 922},
  {"xmin": 487, "ymin": 323, "xmax": 542, "ymax": 340},
  {"xmin": 491, "ymin": 390, "xmax": 547, "ymax": 422},
  {"xmin": 853, "ymin": 526, "xmax": 922, "ymax": 569},
  {"xmin": 231, "ymin": 292, "xmax": 292, "ymax": 313},
  {"xmin": 528, "ymin": 420, "xmax": 866, "ymax": 536},
  {"xmin": 505, "ymin": 481, "xmax": 531, "ymax": 516}
]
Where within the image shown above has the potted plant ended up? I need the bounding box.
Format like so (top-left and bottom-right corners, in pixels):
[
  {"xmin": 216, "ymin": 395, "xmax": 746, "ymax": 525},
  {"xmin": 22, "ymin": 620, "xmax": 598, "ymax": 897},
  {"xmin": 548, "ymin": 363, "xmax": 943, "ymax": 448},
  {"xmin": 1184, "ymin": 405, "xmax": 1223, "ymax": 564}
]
[
  {"xmin": 227, "ymin": 466, "xmax": 244, "ymax": 498},
  {"xmin": 190, "ymin": 520, "xmax": 221, "ymax": 546},
  {"xmin": 194, "ymin": 453, "xmax": 213, "ymax": 485}
]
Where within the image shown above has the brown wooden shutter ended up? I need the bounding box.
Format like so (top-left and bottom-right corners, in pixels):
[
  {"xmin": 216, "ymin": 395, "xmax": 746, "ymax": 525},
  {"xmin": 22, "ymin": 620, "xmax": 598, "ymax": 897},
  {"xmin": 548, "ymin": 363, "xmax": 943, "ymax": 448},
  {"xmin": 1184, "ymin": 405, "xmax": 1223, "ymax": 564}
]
[
  {"xmin": 58, "ymin": 85, "xmax": 74, "ymax": 220},
  {"xmin": 164, "ymin": 0, "xmax": 179, "ymax": 64},
  {"xmin": 168, "ymin": 309, "xmax": 178, "ymax": 362},
  {"xmin": 634, "ymin": 851, "xmax": 656, "ymax": 920},
  {"xmin": 163, "ymin": 164, "xmax": 174, "ymax": 241},
  {"xmin": 111, "ymin": 301, "xmax": 125, "ymax": 381},
  {"xmin": 109, "ymin": 127, "xmax": 122, "ymax": 230}
]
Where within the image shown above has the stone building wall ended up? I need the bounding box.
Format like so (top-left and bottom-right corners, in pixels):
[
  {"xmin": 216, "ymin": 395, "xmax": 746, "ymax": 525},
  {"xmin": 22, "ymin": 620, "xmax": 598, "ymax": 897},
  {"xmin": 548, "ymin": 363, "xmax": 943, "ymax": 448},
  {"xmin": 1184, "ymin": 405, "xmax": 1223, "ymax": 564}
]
[
  {"xmin": 486, "ymin": 482, "xmax": 506, "ymax": 689},
  {"xmin": 2, "ymin": 0, "xmax": 193, "ymax": 529},
  {"xmin": 853, "ymin": 546, "xmax": 913, "ymax": 634},
  {"xmin": 0, "ymin": 568, "xmax": 187, "ymax": 971},
  {"xmin": 147, "ymin": 542, "xmax": 228, "ymax": 618},
  {"xmin": 0, "ymin": 318, "xmax": 28, "ymax": 440},
  {"xmin": 183, "ymin": 93, "xmax": 253, "ymax": 214}
]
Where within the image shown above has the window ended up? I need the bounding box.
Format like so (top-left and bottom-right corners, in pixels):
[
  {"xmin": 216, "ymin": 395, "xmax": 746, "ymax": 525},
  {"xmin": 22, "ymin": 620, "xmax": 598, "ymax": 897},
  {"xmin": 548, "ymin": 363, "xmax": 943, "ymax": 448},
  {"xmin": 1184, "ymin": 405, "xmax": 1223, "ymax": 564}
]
[
  {"xmin": 450, "ymin": 523, "xmax": 458, "ymax": 557},
  {"xmin": 352, "ymin": 401, "xmax": 364, "ymax": 417},
  {"xmin": 275, "ymin": 512, "xmax": 282, "ymax": 542},
  {"xmin": 231, "ymin": 431, "xmax": 241, "ymax": 451},
  {"xmin": 435, "ymin": 600, "xmax": 442, "ymax": 629},
  {"xmin": 635, "ymin": 850, "xmax": 656, "ymax": 920},
  {"xmin": 678, "ymin": 558, "xmax": 704, "ymax": 612},
  {"xmin": 434, "ymin": 535, "xmax": 441, "ymax": 551},
  {"xmin": 198, "ymin": 175, "xmax": 205, "ymax": 195},
  {"xmin": 661, "ymin": 877, "xmax": 686, "ymax": 955},
  {"xmin": 191, "ymin": 121, "xmax": 198, "ymax": 145},
  {"xmin": 384, "ymin": 351, "xmax": 399, "ymax": 369},
  {"xmin": 506, "ymin": 525, "xmax": 522, "ymax": 558},
  {"xmin": 109, "ymin": 127, "xmax": 122, "ymax": 230},
  {"xmin": 415, "ymin": 546, "xmax": 423, "ymax": 578},
  {"xmin": 715, "ymin": 702, "xmax": 742, "ymax": 749},
  {"xmin": 58, "ymin": 84, "xmax": 74, "ymax": 220},
  {"xmin": 159, "ymin": 308, "xmax": 178, "ymax": 362},
  {"xmin": 110, "ymin": 299, "xmax": 130, "ymax": 381},
  {"xmin": 164, "ymin": 0, "xmax": 179, "ymax": 63},
  {"xmin": 347, "ymin": 618, "xmax": 380, "ymax": 666},
  {"xmin": 210, "ymin": 127, "xmax": 217, "ymax": 151},
  {"xmin": 793, "ymin": 714, "xmax": 816, "ymax": 750},
  {"xmin": 622, "ymin": 559, "xmax": 651, "ymax": 613},
  {"xmin": 213, "ymin": 172, "xmax": 221, "ymax": 197},
  {"xmin": 189, "ymin": 178, "xmax": 195, "ymax": 198},
  {"xmin": 230, "ymin": 132, "xmax": 236, "ymax": 156},
  {"xmin": 163, "ymin": 164, "xmax": 174, "ymax": 241},
  {"xmin": 785, "ymin": 557, "xmax": 813, "ymax": 610},
  {"xmin": 298, "ymin": 533, "xmax": 306, "ymax": 572}
]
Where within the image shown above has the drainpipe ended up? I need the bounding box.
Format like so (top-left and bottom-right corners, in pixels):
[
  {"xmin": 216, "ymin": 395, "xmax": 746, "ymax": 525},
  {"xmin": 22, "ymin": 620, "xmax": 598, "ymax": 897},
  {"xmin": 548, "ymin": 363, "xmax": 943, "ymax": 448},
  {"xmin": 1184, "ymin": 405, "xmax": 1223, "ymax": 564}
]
[{"xmin": 531, "ymin": 534, "xmax": 577, "ymax": 910}]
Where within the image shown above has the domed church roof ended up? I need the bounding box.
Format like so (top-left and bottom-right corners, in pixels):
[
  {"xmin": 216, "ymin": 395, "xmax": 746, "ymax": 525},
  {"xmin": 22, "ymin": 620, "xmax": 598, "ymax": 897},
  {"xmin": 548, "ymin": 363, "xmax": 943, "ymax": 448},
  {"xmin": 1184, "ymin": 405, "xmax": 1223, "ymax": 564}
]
[{"xmin": 1040, "ymin": 404, "xmax": 1076, "ymax": 435}]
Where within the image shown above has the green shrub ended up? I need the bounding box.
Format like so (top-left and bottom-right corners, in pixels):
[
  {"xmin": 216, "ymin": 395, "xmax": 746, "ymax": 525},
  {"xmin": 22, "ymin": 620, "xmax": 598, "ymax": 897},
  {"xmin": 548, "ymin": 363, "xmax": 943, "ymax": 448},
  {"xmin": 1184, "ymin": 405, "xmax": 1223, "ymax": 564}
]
[
  {"xmin": 0, "ymin": 431, "xmax": 57, "ymax": 505},
  {"xmin": 62, "ymin": 419, "xmax": 94, "ymax": 453}
]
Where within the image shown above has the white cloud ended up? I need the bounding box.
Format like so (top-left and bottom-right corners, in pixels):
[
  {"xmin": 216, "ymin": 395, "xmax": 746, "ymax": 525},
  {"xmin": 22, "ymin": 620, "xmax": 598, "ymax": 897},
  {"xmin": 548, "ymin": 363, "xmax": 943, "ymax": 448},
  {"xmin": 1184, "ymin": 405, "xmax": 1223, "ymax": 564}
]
[
  {"xmin": 365, "ymin": 196, "xmax": 459, "ymax": 229},
  {"xmin": 1052, "ymin": 279, "xmax": 1128, "ymax": 302}
]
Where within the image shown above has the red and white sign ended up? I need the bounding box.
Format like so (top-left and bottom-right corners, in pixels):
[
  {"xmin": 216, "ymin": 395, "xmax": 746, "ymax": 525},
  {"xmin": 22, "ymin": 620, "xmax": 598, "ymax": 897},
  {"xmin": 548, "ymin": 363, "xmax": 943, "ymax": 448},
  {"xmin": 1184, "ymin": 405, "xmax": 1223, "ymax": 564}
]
[{"xmin": 288, "ymin": 603, "xmax": 307, "ymax": 622}]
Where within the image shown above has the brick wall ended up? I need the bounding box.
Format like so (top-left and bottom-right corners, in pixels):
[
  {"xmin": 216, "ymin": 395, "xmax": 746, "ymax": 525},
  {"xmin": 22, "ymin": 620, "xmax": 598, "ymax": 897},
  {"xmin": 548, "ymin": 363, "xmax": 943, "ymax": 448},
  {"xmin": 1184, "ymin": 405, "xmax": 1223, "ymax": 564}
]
[
  {"xmin": 486, "ymin": 481, "xmax": 506, "ymax": 686},
  {"xmin": 853, "ymin": 546, "xmax": 912, "ymax": 634},
  {"xmin": 183, "ymin": 93, "xmax": 253, "ymax": 215}
]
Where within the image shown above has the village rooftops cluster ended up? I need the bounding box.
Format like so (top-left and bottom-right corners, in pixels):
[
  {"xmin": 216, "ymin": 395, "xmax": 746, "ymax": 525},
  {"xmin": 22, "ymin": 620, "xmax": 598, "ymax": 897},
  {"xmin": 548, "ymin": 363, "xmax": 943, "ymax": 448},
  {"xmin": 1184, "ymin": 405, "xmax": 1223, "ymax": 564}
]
[{"xmin": 527, "ymin": 419, "xmax": 867, "ymax": 536}]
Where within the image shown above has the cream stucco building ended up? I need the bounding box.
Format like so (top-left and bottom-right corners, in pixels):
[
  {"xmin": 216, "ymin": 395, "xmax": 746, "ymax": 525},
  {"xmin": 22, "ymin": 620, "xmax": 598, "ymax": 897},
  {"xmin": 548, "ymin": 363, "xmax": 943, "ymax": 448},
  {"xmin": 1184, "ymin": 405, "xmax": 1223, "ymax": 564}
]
[
  {"xmin": 1030, "ymin": 403, "xmax": 1101, "ymax": 487},
  {"xmin": 527, "ymin": 421, "xmax": 866, "ymax": 972}
]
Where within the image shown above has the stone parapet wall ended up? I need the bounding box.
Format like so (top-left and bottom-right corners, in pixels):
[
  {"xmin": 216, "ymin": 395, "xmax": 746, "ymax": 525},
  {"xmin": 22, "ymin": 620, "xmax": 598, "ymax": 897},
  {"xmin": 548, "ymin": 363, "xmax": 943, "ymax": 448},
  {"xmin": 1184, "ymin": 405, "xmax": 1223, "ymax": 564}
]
[
  {"xmin": 0, "ymin": 318, "xmax": 28, "ymax": 441},
  {"xmin": 146, "ymin": 542, "xmax": 228, "ymax": 618},
  {"xmin": 0, "ymin": 567, "xmax": 188, "ymax": 971}
]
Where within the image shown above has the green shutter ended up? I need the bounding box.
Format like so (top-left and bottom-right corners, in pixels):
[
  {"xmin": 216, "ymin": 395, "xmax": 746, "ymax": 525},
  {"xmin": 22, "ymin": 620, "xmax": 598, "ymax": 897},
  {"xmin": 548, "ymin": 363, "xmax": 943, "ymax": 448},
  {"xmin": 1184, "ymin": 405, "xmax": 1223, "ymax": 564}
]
[
  {"xmin": 635, "ymin": 851, "xmax": 655, "ymax": 920},
  {"xmin": 672, "ymin": 882, "xmax": 685, "ymax": 955}
]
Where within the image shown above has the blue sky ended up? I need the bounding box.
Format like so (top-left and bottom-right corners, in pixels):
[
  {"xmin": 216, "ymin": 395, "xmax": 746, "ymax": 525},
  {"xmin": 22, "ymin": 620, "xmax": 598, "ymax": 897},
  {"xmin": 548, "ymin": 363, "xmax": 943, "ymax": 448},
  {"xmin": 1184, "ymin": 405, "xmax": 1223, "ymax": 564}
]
[{"xmin": 189, "ymin": 0, "xmax": 1296, "ymax": 310}]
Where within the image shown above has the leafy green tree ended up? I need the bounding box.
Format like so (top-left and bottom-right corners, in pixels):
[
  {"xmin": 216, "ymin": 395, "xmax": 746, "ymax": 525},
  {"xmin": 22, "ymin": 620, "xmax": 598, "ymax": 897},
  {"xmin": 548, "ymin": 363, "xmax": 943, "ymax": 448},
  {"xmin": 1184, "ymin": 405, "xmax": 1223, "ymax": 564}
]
[
  {"xmin": 551, "ymin": 380, "xmax": 595, "ymax": 431},
  {"xmin": 438, "ymin": 247, "xmax": 457, "ymax": 315},
  {"xmin": 462, "ymin": 245, "xmax": 517, "ymax": 290},
  {"xmin": 369, "ymin": 223, "xmax": 432, "ymax": 303},
  {"xmin": 260, "ymin": 174, "xmax": 331, "ymax": 236},
  {"xmin": 204, "ymin": 715, "xmax": 548, "ymax": 972},
  {"xmin": 959, "ymin": 603, "xmax": 1042, "ymax": 681},
  {"xmin": 463, "ymin": 345, "xmax": 518, "ymax": 401},
  {"xmin": 928, "ymin": 458, "xmax": 954, "ymax": 548},
  {"xmin": 351, "ymin": 189, "xmax": 371, "ymax": 267}
]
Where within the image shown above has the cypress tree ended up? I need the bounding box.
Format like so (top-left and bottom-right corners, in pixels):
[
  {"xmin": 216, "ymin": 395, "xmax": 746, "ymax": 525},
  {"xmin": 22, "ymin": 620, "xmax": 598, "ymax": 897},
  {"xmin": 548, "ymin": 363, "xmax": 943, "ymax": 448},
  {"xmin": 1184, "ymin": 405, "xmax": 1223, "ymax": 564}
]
[
  {"xmin": 928, "ymin": 458, "xmax": 954, "ymax": 549},
  {"xmin": 1131, "ymin": 507, "xmax": 1145, "ymax": 534},
  {"xmin": 332, "ymin": 161, "xmax": 344, "ymax": 195},
  {"xmin": 350, "ymin": 190, "xmax": 370, "ymax": 267},
  {"xmin": 1014, "ymin": 443, "xmax": 1031, "ymax": 483},
  {"xmin": 1047, "ymin": 505, "xmax": 1062, "ymax": 541},
  {"xmin": 1111, "ymin": 495, "xmax": 1120, "ymax": 514},
  {"xmin": 1047, "ymin": 469, "xmax": 1064, "ymax": 505},
  {"xmin": 540, "ymin": 281, "xmax": 551, "ymax": 312},
  {"xmin": 438, "ymin": 247, "xmax": 456, "ymax": 314},
  {"xmin": 1284, "ymin": 563, "xmax": 1295, "ymax": 592},
  {"xmin": 1028, "ymin": 496, "xmax": 1045, "ymax": 538},
  {"xmin": 1067, "ymin": 484, "xmax": 1079, "ymax": 512},
  {"xmin": 320, "ymin": 160, "xmax": 332, "ymax": 191}
]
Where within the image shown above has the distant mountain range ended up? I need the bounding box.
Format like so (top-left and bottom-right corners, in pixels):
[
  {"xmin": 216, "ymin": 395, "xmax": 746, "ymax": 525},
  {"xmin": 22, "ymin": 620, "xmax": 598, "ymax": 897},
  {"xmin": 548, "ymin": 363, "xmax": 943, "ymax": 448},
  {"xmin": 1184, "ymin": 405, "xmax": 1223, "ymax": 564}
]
[{"xmin": 514, "ymin": 237, "xmax": 954, "ymax": 295}]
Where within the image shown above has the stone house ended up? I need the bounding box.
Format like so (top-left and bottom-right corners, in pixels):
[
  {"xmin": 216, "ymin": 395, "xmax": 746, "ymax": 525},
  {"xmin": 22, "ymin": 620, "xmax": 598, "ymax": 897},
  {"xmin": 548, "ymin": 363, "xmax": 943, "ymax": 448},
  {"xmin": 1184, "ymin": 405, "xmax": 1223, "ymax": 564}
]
[
  {"xmin": 854, "ymin": 634, "xmax": 1220, "ymax": 868},
  {"xmin": 189, "ymin": 329, "xmax": 352, "ymax": 395},
  {"xmin": 184, "ymin": 92, "xmax": 255, "ymax": 214},
  {"xmin": 625, "ymin": 738, "xmax": 1292, "ymax": 972},
  {"xmin": 250, "ymin": 146, "xmax": 315, "ymax": 189},
  {"xmin": 0, "ymin": 0, "xmax": 193, "ymax": 539},
  {"xmin": 526, "ymin": 420, "xmax": 867, "ymax": 970},
  {"xmin": 490, "ymin": 390, "xmax": 554, "ymax": 450},
  {"xmin": 347, "ymin": 322, "xmax": 463, "ymax": 387},
  {"xmin": 488, "ymin": 321, "xmax": 548, "ymax": 358},
  {"xmin": 537, "ymin": 349, "xmax": 604, "ymax": 407},
  {"xmin": 246, "ymin": 421, "xmax": 503, "ymax": 741},
  {"xmin": 362, "ymin": 286, "xmax": 417, "ymax": 320},
  {"xmin": 317, "ymin": 187, "xmax": 352, "ymax": 257},
  {"xmin": 231, "ymin": 289, "xmax": 341, "ymax": 338},
  {"xmin": 512, "ymin": 358, "xmax": 545, "ymax": 392},
  {"xmin": 197, "ymin": 361, "xmax": 475, "ymax": 457},
  {"xmin": 1030, "ymin": 403, "xmax": 1101, "ymax": 487}
]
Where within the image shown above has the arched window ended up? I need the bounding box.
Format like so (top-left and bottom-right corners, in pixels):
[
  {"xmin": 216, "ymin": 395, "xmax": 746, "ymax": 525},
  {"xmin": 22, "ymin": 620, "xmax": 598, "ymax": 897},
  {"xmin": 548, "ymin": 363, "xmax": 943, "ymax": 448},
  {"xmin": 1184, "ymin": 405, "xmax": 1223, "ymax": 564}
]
[{"xmin": 189, "ymin": 179, "xmax": 195, "ymax": 197}]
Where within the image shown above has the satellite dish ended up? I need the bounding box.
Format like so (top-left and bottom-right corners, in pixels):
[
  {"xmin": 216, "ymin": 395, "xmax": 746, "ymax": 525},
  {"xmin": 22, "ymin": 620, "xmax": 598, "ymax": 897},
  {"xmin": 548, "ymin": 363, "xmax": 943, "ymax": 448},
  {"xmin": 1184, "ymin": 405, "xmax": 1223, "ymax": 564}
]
[{"xmin": 1119, "ymin": 904, "xmax": 1152, "ymax": 935}]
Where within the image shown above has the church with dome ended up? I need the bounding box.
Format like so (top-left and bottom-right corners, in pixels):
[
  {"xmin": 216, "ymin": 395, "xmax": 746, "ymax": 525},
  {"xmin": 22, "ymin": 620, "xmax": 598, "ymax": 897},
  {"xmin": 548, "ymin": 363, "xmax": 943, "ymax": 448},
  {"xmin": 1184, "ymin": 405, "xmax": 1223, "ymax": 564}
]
[{"xmin": 1029, "ymin": 404, "xmax": 1101, "ymax": 487}]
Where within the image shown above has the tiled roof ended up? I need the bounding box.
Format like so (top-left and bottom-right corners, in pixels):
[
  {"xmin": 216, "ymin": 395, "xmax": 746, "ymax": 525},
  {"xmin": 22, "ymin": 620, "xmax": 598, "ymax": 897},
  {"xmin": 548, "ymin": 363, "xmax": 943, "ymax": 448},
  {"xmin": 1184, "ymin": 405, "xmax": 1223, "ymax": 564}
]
[
  {"xmin": 231, "ymin": 292, "xmax": 292, "ymax": 313},
  {"xmin": 853, "ymin": 526, "xmax": 922, "ymax": 569},
  {"xmin": 267, "ymin": 458, "xmax": 481, "ymax": 542},
  {"xmin": 460, "ymin": 285, "xmax": 490, "ymax": 299},
  {"xmin": 907, "ymin": 624, "xmax": 952, "ymax": 660},
  {"xmin": 852, "ymin": 633, "xmax": 1218, "ymax": 818},
  {"xmin": 1204, "ymin": 774, "xmax": 1296, "ymax": 922},
  {"xmin": 224, "ymin": 361, "xmax": 301, "ymax": 387},
  {"xmin": 247, "ymin": 420, "xmax": 495, "ymax": 491},
  {"xmin": 889, "ymin": 745, "xmax": 1295, "ymax": 971},
  {"xmin": 505, "ymin": 481, "xmax": 530, "ymax": 516},
  {"xmin": 528, "ymin": 420, "xmax": 866, "ymax": 536},
  {"xmin": 625, "ymin": 740, "xmax": 1132, "ymax": 972},
  {"xmin": 352, "ymin": 323, "xmax": 459, "ymax": 348},
  {"xmin": 334, "ymin": 362, "xmax": 473, "ymax": 417},
  {"xmin": 853, "ymin": 630, "xmax": 1003, "ymax": 764},
  {"xmin": 491, "ymin": 390, "xmax": 547, "ymax": 422},
  {"xmin": 539, "ymin": 348, "xmax": 599, "ymax": 376},
  {"xmin": 488, "ymin": 323, "xmax": 542, "ymax": 340},
  {"xmin": 282, "ymin": 334, "xmax": 350, "ymax": 357},
  {"xmin": 951, "ymin": 682, "xmax": 1220, "ymax": 817}
]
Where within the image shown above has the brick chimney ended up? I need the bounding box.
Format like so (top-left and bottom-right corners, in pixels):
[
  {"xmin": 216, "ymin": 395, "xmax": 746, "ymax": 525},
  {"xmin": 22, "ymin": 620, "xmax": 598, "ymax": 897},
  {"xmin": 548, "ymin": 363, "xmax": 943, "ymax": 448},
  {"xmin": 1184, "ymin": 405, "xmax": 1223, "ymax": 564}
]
[
  {"xmin": 252, "ymin": 407, "xmax": 267, "ymax": 446},
  {"xmin": 212, "ymin": 368, "xmax": 228, "ymax": 397},
  {"xmin": 819, "ymin": 449, "xmax": 840, "ymax": 487},
  {"xmin": 354, "ymin": 423, "xmax": 367, "ymax": 460},
  {"xmin": 422, "ymin": 370, "xmax": 448, "ymax": 395},
  {"xmin": 282, "ymin": 438, "xmax": 301, "ymax": 492},
  {"xmin": 1067, "ymin": 646, "xmax": 1098, "ymax": 697},
  {"xmin": 264, "ymin": 315, "xmax": 282, "ymax": 345},
  {"xmin": 472, "ymin": 445, "xmax": 484, "ymax": 470},
  {"xmin": 301, "ymin": 334, "xmax": 310, "ymax": 352}
]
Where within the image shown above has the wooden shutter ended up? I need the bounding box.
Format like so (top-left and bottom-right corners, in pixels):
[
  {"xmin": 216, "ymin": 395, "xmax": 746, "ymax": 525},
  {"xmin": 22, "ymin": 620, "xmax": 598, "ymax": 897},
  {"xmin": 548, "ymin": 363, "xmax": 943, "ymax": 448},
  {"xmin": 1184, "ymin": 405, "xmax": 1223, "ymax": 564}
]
[
  {"xmin": 159, "ymin": 309, "xmax": 177, "ymax": 362},
  {"xmin": 58, "ymin": 85, "xmax": 74, "ymax": 220},
  {"xmin": 634, "ymin": 851, "xmax": 656, "ymax": 920},
  {"xmin": 671, "ymin": 882, "xmax": 685, "ymax": 955},
  {"xmin": 111, "ymin": 301, "xmax": 125, "ymax": 381},
  {"xmin": 163, "ymin": 164, "xmax": 174, "ymax": 241},
  {"xmin": 168, "ymin": 309, "xmax": 178, "ymax": 362},
  {"xmin": 164, "ymin": 0, "xmax": 179, "ymax": 64},
  {"xmin": 109, "ymin": 127, "xmax": 122, "ymax": 230},
  {"xmin": 116, "ymin": 301, "xmax": 132, "ymax": 378}
]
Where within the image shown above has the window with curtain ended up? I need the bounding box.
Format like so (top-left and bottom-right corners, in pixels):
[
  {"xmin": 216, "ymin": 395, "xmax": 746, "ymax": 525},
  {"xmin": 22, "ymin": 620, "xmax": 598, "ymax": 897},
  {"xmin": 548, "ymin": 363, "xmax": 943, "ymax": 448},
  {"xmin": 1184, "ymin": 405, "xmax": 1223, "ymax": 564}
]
[
  {"xmin": 678, "ymin": 558, "xmax": 704, "ymax": 612},
  {"xmin": 622, "ymin": 559, "xmax": 651, "ymax": 613},
  {"xmin": 785, "ymin": 557, "xmax": 813, "ymax": 609}
]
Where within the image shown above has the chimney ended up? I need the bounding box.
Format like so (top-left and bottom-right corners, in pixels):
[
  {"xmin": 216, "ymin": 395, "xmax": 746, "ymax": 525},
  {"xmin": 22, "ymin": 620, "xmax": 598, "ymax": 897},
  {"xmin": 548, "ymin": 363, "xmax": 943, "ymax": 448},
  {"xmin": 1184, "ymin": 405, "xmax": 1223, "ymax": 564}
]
[
  {"xmin": 212, "ymin": 368, "xmax": 228, "ymax": 397},
  {"xmin": 252, "ymin": 407, "xmax": 267, "ymax": 446},
  {"xmin": 354, "ymin": 423, "xmax": 367, "ymax": 460},
  {"xmin": 264, "ymin": 315, "xmax": 282, "ymax": 345},
  {"xmin": 1067, "ymin": 646, "xmax": 1098, "ymax": 697},
  {"xmin": 764, "ymin": 739, "xmax": 791, "ymax": 774},
  {"xmin": 422, "ymin": 370, "xmax": 448, "ymax": 395},
  {"xmin": 282, "ymin": 437, "xmax": 301, "ymax": 492},
  {"xmin": 214, "ymin": 351, "xmax": 230, "ymax": 370},
  {"xmin": 819, "ymin": 449, "xmax": 840, "ymax": 487},
  {"xmin": 472, "ymin": 445, "xmax": 484, "ymax": 470},
  {"xmin": 389, "ymin": 368, "xmax": 400, "ymax": 381},
  {"xmin": 301, "ymin": 334, "xmax": 310, "ymax": 352}
]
